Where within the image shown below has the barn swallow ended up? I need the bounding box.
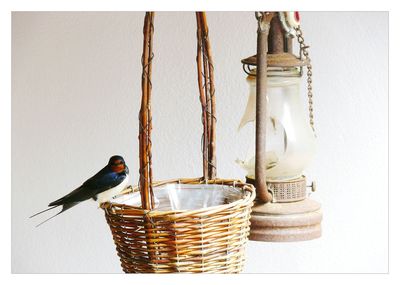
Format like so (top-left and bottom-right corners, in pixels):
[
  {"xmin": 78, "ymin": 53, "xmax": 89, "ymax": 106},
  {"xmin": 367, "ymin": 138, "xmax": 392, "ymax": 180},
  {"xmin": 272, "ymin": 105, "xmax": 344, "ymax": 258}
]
[{"xmin": 30, "ymin": 155, "xmax": 129, "ymax": 227}]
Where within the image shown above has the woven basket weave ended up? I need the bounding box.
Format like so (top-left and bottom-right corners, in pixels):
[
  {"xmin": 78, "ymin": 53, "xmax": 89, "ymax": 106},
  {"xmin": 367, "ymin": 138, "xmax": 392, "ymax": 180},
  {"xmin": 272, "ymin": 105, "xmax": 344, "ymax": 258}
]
[
  {"xmin": 101, "ymin": 178, "xmax": 254, "ymax": 273},
  {"xmin": 100, "ymin": 12, "xmax": 255, "ymax": 273}
]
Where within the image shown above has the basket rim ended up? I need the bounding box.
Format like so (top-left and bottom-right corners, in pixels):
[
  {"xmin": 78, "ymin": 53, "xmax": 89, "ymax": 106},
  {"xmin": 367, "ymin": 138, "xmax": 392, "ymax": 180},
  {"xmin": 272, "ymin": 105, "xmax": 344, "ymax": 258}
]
[{"xmin": 100, "ymin": 177, "xmax": 255, "ymax": 217}]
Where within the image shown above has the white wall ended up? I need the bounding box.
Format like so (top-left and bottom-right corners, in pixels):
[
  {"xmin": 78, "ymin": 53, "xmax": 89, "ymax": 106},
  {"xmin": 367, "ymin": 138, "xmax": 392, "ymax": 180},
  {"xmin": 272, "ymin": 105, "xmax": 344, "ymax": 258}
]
[{"xmin": 11, "ymin": 12, "xmax": 388, "ymax": 273}]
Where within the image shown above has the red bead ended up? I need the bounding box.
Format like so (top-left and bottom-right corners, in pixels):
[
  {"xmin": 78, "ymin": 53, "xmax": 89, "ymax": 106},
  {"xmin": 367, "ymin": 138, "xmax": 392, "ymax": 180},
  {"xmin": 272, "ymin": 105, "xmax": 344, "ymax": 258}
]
[{"xmin": 294, "ymin": 11, "xmax": 300, "ymax": 23}]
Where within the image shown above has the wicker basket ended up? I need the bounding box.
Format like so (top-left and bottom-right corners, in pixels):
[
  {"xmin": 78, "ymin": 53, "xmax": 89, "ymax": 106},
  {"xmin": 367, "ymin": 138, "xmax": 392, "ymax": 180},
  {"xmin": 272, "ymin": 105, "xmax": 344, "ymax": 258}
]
[{"xmin": 100, "ymin": 12, "xmax": 255, "ymax": 273}]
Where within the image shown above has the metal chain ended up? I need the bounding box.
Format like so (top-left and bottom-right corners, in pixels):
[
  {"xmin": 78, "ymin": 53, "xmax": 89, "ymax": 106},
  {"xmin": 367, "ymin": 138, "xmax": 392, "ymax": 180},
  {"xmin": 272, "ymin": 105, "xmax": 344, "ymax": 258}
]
[{"xmin": 295, "ymin": 26, "xmax": 316, "ymax": 134}]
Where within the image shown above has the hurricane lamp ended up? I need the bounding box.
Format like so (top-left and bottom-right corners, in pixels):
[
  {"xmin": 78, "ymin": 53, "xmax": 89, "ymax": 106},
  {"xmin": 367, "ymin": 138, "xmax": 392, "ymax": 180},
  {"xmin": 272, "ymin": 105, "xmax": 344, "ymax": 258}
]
[{"xmin": 238, "ymin": 12, "xmax": 322, "ymax": 242}]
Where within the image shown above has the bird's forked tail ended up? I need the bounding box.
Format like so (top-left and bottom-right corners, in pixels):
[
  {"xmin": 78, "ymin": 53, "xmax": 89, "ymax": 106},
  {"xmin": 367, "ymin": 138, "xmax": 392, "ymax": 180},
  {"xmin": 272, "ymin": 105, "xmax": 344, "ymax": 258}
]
[{"xmin": 29, "ymin": 202, "xmax": 79, "ymax": 227}]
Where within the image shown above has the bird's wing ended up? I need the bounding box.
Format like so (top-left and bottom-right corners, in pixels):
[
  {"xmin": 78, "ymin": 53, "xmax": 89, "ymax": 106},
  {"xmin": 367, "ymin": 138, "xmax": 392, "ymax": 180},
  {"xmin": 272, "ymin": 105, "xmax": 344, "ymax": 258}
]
[
  {"xmin": 48, "ymin": 167, "xmax": 126, "ymax": 206},
  {"xmin": 48, "ymin": 185, "xmax": 92, "ymax": 206},
  {"xmin": 82, "ymin": 170, "xmax": 126, "ymax": 195}
]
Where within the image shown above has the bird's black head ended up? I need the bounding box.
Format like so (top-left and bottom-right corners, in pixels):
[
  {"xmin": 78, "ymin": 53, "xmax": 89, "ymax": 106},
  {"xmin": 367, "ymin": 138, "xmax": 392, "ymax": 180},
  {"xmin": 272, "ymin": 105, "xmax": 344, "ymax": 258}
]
[{"xmin": 108, "ymin": 155, "xmax": 128, "ymax": 174}]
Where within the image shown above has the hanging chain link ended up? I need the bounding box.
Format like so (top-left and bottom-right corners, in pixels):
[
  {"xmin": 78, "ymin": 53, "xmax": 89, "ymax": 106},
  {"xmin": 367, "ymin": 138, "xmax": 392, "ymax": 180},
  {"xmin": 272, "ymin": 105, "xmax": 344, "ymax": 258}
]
[{"xmin": 295, "ymin": 26, "xmax": 316, "ymax": 134}]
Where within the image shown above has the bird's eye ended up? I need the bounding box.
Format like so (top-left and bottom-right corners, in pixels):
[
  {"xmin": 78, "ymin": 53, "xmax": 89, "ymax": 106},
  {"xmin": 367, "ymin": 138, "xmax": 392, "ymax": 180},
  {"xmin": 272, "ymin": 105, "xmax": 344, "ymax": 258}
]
[{"xmin": 112, "ymin": 160, "xmax": 123, "ymax": 166}]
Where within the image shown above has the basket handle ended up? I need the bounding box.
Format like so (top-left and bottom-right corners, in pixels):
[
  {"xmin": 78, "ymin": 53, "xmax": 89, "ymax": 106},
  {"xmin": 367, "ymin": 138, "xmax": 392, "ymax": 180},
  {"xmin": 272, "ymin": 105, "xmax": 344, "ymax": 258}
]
[{"xmin": 139, "ymin": 12, "xmax": 217, "ymax": 210}]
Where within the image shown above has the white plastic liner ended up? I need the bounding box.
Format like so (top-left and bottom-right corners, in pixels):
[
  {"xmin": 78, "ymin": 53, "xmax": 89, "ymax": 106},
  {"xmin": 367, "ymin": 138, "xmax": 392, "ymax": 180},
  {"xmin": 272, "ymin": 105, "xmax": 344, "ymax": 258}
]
[{"xmin": 110, "ymin": 183, "xmax": 246, "ymax": 211}]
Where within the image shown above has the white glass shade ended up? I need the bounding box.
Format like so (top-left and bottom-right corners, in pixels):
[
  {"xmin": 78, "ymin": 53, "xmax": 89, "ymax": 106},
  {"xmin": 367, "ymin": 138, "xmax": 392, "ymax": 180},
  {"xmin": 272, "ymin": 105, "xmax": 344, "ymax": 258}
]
[{"xmin": 237, "ymin": 69, "xmax": 316, "ymax": 180}]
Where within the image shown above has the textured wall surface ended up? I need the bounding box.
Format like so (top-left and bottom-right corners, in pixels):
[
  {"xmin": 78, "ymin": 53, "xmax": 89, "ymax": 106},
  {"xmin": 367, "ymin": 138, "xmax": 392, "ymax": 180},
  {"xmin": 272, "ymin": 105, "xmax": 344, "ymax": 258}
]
[{"xmin": 12, "ymin": 12, "xmax": 388, "ymax": 273}]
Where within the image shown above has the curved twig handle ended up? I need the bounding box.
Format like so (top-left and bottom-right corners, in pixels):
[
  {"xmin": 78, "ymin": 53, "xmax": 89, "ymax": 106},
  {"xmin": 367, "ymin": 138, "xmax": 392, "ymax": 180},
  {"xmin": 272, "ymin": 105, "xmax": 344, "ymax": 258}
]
[
  {"xmin": 139, "ymin": 12, "xmax": 154, "ymax": 210},
  {"xmin": 139, "ymin": 12, "xmax": 217, "ymax": 210},
  {"xmin": 196, "ymin": 12, "xmax": 217, "ymax": 180}
]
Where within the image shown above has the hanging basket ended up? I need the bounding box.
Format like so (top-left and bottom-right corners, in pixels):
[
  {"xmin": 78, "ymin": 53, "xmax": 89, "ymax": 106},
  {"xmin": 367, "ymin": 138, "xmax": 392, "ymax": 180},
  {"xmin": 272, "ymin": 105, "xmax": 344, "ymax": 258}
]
[{"xmin": 100, "ymin": 12, "xmax": 255, "ymax": 274}]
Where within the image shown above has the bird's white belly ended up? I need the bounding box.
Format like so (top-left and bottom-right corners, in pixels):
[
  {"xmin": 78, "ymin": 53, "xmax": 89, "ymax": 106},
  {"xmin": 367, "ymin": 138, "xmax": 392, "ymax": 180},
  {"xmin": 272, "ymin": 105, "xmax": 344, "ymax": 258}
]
[{"xmin": 96, "ymin": 174, "xmax": 129, "ymax": 204}]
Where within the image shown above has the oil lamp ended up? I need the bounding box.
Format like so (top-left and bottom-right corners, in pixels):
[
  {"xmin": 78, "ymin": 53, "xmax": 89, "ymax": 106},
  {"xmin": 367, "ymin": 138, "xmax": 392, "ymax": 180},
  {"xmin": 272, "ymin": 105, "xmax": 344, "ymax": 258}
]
[{"xmin": 237, "ymin": 12, "xmax": 322, "ymax": 241}]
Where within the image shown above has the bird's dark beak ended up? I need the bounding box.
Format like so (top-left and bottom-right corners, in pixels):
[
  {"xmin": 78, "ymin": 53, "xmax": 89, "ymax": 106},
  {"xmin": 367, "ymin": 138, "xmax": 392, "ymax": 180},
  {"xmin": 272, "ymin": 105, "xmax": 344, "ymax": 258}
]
[{"xmin": 124, "ymin": 165, "xmax": 129, "ymax": 174}]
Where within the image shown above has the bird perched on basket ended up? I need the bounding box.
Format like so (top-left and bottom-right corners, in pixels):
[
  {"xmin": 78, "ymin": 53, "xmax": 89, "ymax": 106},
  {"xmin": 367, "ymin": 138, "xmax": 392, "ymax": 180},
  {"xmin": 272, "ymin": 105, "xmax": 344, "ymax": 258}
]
[{"xmin": 30, "ymin": 155, "xmax": 130, "ymax": 227}]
